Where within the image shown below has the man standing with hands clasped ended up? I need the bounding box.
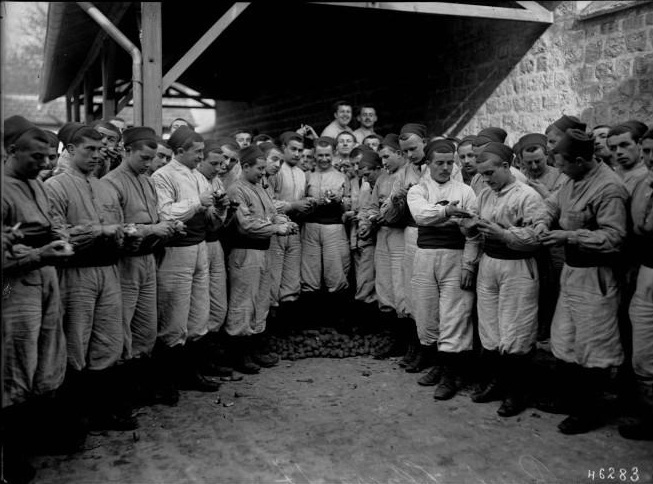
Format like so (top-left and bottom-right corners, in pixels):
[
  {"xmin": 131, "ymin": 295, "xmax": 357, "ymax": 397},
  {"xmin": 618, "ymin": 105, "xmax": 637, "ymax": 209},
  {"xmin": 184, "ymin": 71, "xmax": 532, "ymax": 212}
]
[
  {"xmin": 407, "ymin": 139, "xmax": 479, "ymax": 399},
  {"xmin": 225, "ymin": 145, "xmax": 298, "ymax": 374}
]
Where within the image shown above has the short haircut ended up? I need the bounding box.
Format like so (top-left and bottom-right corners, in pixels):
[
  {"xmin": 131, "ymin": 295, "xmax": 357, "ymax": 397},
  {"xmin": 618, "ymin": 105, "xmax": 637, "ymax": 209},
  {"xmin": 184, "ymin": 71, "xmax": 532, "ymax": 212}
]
[
  {"xmin": 336, "ymin": 131, "xmax": 356, "ymax": 143},
  {"xmin": 92, "ymin": 120, "xmax": 121, "ymax": 138},
  {"xmin": 127, "ymin": 139, "xmax": 158, "ymax": 151},
  {"xmin": 253, "ymin": 133, "xmax": 273, "ymax": 144},
  {"xmin": 260, "ymin": 142, "xmax": 282, "ymax": 157},
  {"xmin": 332, "ymin": 100, "xmax": 352, "ymax": 113},
  {"xmin": 70, "ymin": 127, "xmax": 103, "ymax": 146},
  {"xmin": 363, "ymin": 133, "xmax": 383, "ymax": 143},
  {"xmin": 357, "ymin": 105, "xmax": 376, "ymax": 115},
  {"xmin": 170, "ymin": 117, "xmax": 190, "ymax": 129},
  {"xmin": 315, "ymin": 138, "xmax": 335, "ymax": 150},
  {"xmin": 219, "ymin": 140, "xmax": 240, "ymax": 152},
  {"xmin": 350, "ymin": 146, "xmax": 365, "ymax": 158},
  {"xmin": 399, "ymin": 132, "xmax": 421, "ymax": 142},
  {"xmin": 156, "ymin": 137, "xmax": 170, "ymax": 149}
]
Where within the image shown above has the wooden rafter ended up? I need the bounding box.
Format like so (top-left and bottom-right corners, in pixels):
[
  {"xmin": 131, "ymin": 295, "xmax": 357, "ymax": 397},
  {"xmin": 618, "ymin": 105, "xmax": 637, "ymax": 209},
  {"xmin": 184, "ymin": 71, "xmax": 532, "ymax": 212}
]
[
  {"xmin": 162, "ymin": 2, "xmax": 251, "ymax": 90},
  {"xmin": 311, "ymin": 2, "xmax": 553, "ymax": 23}
]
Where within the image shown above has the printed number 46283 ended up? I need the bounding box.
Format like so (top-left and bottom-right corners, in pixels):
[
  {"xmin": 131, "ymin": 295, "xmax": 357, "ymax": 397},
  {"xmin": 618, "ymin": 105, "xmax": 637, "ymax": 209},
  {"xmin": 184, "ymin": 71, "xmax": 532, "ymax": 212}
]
[{"xmin": 587, "ymin": 467, "xmax": 639, "ymax": 482}]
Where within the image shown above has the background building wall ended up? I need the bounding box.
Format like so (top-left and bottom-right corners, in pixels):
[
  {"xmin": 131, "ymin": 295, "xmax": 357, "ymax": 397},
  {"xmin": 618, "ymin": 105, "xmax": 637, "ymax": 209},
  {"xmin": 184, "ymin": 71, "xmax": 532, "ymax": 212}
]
[{"xmin": 211, "ymin": 1, "xmax": 653, "ymax": 143}]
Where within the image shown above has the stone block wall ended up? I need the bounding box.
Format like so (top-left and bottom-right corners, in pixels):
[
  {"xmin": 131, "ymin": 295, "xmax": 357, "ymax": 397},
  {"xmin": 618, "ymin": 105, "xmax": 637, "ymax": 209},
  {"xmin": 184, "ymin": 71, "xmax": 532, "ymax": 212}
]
[{"xmin": 454, "ymin": 0, "xmax": 653, "ymax": 145}]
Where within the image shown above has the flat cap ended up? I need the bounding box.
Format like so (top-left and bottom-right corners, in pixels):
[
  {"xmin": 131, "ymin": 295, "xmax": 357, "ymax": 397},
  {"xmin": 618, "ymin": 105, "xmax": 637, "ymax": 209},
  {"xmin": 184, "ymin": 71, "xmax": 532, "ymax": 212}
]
[
  {"xmin": 552, "ymin": 128, "xmax": 594, "ymax": 161},
  {"xmin": 477, "ymin": 142, "xmax": 514, "ymax": 164},
  {"xmin": 122, "ymin": 126, "xmax": 157, "ymax": 146},
  {"xmin": 400, "ymin": 123, "xmax": 427, "ymax": 139},
  {"xmin": 478, "ymin": 127, "xmax": 507, "ymax": 143}
]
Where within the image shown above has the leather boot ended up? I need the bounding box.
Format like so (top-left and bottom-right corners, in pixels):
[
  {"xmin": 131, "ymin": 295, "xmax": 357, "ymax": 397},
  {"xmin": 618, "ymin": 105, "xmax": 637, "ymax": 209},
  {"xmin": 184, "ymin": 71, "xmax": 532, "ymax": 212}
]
[
  {"xmin": 87, "ymin": 367, "xmax": 139, "ymax": 431},
  {"xmin": 399, "ymin": 319, "xmax": 419, "ymax": 368},
  {"xmin": 533, "ymin": 358, "xmax": 576, "ymax": 414},
  {"xmin": 406, "ymin": 344, "xmax": 436, "ymax": 373},
  {"xmin": 251, "ymin": 333, "xmax": 279, "ymax": 368},
  {"xmin": 433, "ymin": 353, "xmax": 460, "ymax": 400},
  {"xmin": 39, "ymin": 368, "xmax": 88, "ymax": 454},
  {"xmin": 151, "ymin": 343, "xmax": 180, "ymax": 406},
  {"xmin": 177, "ymin": 339, "xmax": 221, "ymax": 392},
  {"xmin": 373, "ymin": 312, "xmax": 405, "ymax": 359},
  {"xmin": 231, "ymin": 336, "xmax": 261, "ymax": 375},
  {"xmin": 1, "ymin": 403, "xmax": 36, "ymax": 484},
  {"xmin": 470, "ymin": 350, "xmax": 503, "ymax": 403},
  {"xmin": 497, "ymin": 354, "xmax": 529, "ymax": 417},
  {"xmin": 418, "ymin": 365, "xmax": 443, "ymax": 386},
  {"xmin": 200, "ymin": 332, "xmax": 234, "ymax": 378},
  {"xmin": 619, "ymin": 380, "xmax": 653, "ymax": 441},
  {"xmin": 558, "ymin": 366, "xmax": 606, "ymax": 435}
]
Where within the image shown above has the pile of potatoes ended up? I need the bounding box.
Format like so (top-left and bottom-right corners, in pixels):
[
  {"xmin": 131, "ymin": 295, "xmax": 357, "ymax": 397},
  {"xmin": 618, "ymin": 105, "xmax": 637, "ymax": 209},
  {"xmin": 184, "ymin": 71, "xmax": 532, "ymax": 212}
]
[{"xmin": 268, "ymin": 327, "xmax": 394, "ymax": 360}]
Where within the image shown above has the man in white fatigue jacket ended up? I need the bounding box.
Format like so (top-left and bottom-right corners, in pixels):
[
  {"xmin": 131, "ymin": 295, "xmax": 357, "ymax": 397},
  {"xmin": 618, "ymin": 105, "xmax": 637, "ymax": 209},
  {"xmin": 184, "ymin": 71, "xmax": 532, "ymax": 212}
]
[{"xmin": 407, "ymin": 138, "xmax": 479, "ymax": 398}]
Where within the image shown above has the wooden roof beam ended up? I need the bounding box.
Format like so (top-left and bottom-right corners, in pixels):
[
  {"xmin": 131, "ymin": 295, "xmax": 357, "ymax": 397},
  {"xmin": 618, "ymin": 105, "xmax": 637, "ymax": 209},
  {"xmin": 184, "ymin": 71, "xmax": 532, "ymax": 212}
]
[
  {"xmin": 311, "ymin": 2, "xmax": 553, "ymax": 24},
  {"xmin": 162, "ymin": 2, "xmax": 251, "ymax": 91}
]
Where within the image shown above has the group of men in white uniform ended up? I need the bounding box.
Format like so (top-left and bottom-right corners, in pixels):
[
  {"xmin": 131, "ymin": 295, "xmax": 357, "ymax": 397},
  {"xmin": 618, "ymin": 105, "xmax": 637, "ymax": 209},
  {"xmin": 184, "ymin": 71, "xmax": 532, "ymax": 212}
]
[{"xmin": 2, "ymin": 106, "xmax": 652, "ymax": 482}]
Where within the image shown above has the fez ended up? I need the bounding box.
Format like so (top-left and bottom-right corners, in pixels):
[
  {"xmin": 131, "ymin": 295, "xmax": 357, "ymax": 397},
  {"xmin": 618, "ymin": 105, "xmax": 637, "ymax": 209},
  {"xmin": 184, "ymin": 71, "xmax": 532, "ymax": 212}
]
[
  {"xmin": 620, "ymin": 120, "xmax": 649, "ymax": 140},
  {"xmin": 425, "ymin": 139, "xmax": 456, "ymax": 160},
  {"xmin": 477, "ymin": 142, "xmax": 514, "ymax": 164},
  {"xmin": 168, "ymin": 125, "xmax": 196, "ymax": 151},
  {"xmin": 472, "ymin": 135, "xmax": 493, "ymax": 148},
  {"xmin": 359, "ymin": 150, "xmax": 382, "ymax": 169},
  {"xmin": 553, "ymin": 129, "xmax": 594, "ymax": 161},
  {"xmin": 380, "ymin": 133, "xmax": 400, "ymax": 151},
  {"xmin": 458, "ymin": 135, "xmax": 477, "ymax": 147},
  {"xmin": 551, "ymin": 115, "xmax": 586, "ymax": 134},
  {"xmin": 3, "ymin": 115, "xmax": 46, "ymax": 147},
  {"xmin": 517, "ymin": 133, "xmax": 547, "ymax": 153},
  {"xmin": 122, "ymin": 126, "xmax": 156, "ymax": 146},
  {"xmin": 58, "ymin": 122, "xmax": 87, "ymax": 147},
  {"xmin": 240, "ymin": 145, "xmax": 265, "ymax": 165},
  {"xmin": 478, "ymin": 127, "xmax": 507, "ymax": 144},
  {"xmin": 203, "ymin": 139, "xmax": 223, "ymax": 154},
  {"xmin": 400, "ymin": 123, "xmax": 427, "ymax": 139}
]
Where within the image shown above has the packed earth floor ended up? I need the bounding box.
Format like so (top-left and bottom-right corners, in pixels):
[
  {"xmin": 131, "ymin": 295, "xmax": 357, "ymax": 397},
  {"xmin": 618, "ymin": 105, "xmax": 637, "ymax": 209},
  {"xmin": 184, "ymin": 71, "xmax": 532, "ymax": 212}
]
[{"xmin": 31, "ymin": 346, "xmax": 653, "ymax": 484}]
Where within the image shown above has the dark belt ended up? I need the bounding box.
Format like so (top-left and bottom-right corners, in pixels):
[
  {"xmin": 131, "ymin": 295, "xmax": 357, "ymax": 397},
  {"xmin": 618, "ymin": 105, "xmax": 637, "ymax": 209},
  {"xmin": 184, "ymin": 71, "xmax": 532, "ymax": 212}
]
[{"xmin": 483, "ymin": 239, "xmax": 530, "ymax": 260}]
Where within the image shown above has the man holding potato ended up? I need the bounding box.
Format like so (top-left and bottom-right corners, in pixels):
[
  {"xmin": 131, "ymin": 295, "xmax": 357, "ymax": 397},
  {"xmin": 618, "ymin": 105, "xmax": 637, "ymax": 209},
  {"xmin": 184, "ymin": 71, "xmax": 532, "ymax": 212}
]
[
  {"xmin": 468, "ymin": 142, "xmax": 545, "ymax": 418},
  {"xmin": 407, "ymin": 138, "xmax": 479, "ymax": 399}
]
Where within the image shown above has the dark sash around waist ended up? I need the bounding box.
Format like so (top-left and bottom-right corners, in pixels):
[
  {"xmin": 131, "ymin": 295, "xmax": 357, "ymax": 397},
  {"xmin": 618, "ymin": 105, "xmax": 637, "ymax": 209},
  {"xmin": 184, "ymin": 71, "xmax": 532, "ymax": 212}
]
[
  {"xmin": 306, "ymin": 203, "xmax": 344, "ymax": 225},
  {"xmin": 230, "ymin": 236, "xmax": 270, "ymax": 251},
  {"xmin": 417, "ymin": 225, "xmax": 465, "ymax": 250},
  {"xmin": 483, "ymin": 239, "xmax": 530, "ymax": 260},
  {"xmin": 632, "ymin": 236, "xmax": 653, "ymax": 269},
  {"xmin": 564, "ymin": 245, "xmax": 617, "ymax": 268}
]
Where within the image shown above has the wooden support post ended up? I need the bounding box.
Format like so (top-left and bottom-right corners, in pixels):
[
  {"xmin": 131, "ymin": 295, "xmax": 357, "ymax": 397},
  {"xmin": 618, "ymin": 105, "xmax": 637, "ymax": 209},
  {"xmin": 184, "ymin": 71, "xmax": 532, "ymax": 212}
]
[
  {"xmin": 73, "ymin": 87, "xmax": 81, "ymax": 122},
  {"xmin": 102, "ymin": 40, "xmax": 117, "ymax": 119},
  {"xmin": 66, "ymin": 94, "xmax": 73, "ymax": 122},
  {"xmin": 83, "ymin": 74, "xmax": 94, "ymax": 124},
  {"xmin": 141, "ymin": 2, "xmax": 163, "ymax": 134}
]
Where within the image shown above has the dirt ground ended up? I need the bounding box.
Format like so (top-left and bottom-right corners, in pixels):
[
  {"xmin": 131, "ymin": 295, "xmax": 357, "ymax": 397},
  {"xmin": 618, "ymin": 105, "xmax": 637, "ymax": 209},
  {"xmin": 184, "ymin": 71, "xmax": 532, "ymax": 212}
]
[{"xmin": 32, "ymin": 355, "xmax": 652, "ymax": 484}]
